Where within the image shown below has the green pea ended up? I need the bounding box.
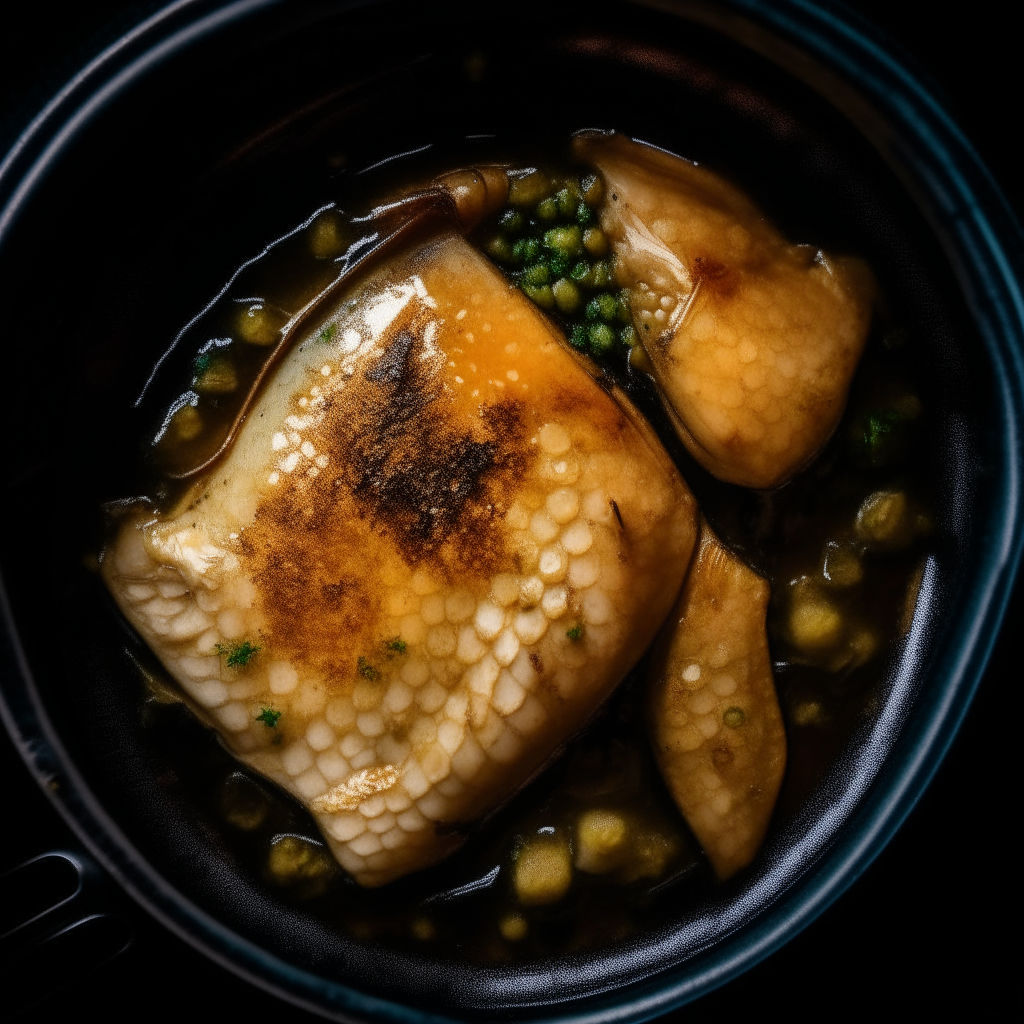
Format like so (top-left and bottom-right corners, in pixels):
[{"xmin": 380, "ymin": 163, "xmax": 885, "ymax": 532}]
[
  {"xmin": 521, "ymin": 263, "xmax": 550, "ymax": 286},
  {"xmin": 522, "ymin": 283, "xmax": 555, "ymax": 308},
  {"xmin": 536, "ymin": 197, "xmax": 559, "ymax": 222},
  {"xmin": 512, "ymin": 237, "xmax": 541, "ymax": 264},
  {"xmin": 500, "ymin": 208, "xmax": 525, "ymax": 234},
  {"xmin": 508, "ymin": 170, "xmax": 550, "ymax": 208},
  {"xmin": 583, "ymin": 227, "xmax": 608, "ymax": 257},
  {"xmin": 555, "ymin": 183, "xmax": 581, "ymax": 218},
  {"xmin": 591, "ymin": 260, "xmax": 614, "ymax": 288},
  {"xmin": 543, "ymin": 225, "xmax": 583, "ymax": 260},
  {"xmin": 615, "ymin": 292, "xmax": 632, "ymax": 323},
  {"xmin": 486, "ymin": 235, "xmax": 515, "ymax": 264},
  {"xmin": 569, "ymin": 260, "xmax": 592, "ymax": 283},
  {"xmin": 586, "ymin": 293, "xmax": 618, "ymax": 322},
  {"xmin": 588, "ymin": 323, "xmax": 616, "ymax": 354},
  {"xmin": 569, "ymin": 324, "xmax": 588, "ymax": 350},
  {"xmin": 620, "ymin": 325, "xmax": 638, "ymax": 348},
  {"xmin": 552, "ymin": 278, "xmax": 581, "ymax": 314},
  {"xmin": 548, "ymin": 253, "xmax": 570, "ymax": 277},
  {"xmin": 581, "ymin": 173, "xmax": 604, "ymax": 206},
  {"xmin": 575, "ymin": 202, "xmax": 593, "ymax": 227}
]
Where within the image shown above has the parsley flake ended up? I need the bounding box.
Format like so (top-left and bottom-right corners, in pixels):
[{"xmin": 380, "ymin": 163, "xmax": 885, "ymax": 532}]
[
  {"xmin": 384, "ymin": 637, "xmax": 407, "ymax": 655},
  {"xmin": 216, "ymin": 639, "xmax": 262, "ymax": 668},
  {"xmin": 863, "ymin": 409, "xmax": 900, "ymax": 455},
  {"xmin": 256, "ymin": 707, "xmax": 281, "ymax": 728},
  {"xmin": 357, "ymin": 656, "xmax": 378, "ymax": 681},
  {"xmin": 566, "ymin": 623, "xmax": 584, "ymax": 642}
]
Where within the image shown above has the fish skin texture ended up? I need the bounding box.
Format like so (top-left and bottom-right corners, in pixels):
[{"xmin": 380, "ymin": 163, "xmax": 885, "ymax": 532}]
[
  {"xmin": 647, "ymin": 521, "xmax": 786, "ymax": 879},
  {"xmin": 575, "ymin": 132, "xmax": 875, "ymax": 489},
  {"xmin": 103, "ymin": 231, "xmax": 698, "ymax": 887}
]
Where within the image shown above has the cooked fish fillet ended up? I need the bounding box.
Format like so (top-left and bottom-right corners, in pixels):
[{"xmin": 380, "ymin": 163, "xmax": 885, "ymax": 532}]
[
  {"xmin": 104, "ymin": 231, "xmax": 698, "ymax": 886},
  {"xmin": 647, "ymin": 521, "xmax": 786, "ymax": 879},
  {"xmin": 575, "ymin": 132, "xmax": 875, "ymax": 489}
]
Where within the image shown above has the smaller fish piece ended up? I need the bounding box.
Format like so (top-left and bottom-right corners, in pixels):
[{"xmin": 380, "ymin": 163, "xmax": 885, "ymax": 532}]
[
  {"xmin": 575, "ymin": 131, "xmax": 876, "ymax": 489},
  {"xmin": 647, "ymin": 521, "xmax": 786, "ymax": 879}
]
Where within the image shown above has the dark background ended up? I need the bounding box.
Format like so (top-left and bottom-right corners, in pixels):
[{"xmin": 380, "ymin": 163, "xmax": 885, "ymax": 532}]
[{"xmin": 0, "ymin": 1, "xmax": 1016, "ymax": 1020}]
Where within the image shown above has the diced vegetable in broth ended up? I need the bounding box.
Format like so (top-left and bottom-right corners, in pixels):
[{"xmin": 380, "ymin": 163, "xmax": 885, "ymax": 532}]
[
  {"xmin": 104, "ymin": 231, "xmax": 698, "ymax": 887},
  {"xmin": 574, "ymin": 131, "xmax": 876, "ymax": 489},
  {"xmin": 647, "ymin": 522, "xmax": 786, "ymax": 879}
]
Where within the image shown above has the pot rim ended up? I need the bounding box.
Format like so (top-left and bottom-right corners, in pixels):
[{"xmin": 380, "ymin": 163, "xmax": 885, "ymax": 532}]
[{"xmin": 1, "ymin": 2, "xmax": 1021, "ymax": 1022}]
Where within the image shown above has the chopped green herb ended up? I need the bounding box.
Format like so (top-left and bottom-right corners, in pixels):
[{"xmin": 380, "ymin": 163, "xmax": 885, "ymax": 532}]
[
  {"xmin": 318, "ymin": 323, "xmax": 337, "ymax": 344},
  {"xmin": 216, "ymin": 639, "xmax": 261, "ymax": 668},
  {"xmin": 384, "ymin": 636, "xmax": 407, "ymax": 655},
  {"xmin": 256, "ymin": 707, "xmax": 281, "ymax": 728},
  {"xmin": 357, "ymin": 656, "xmax": 378, "ymax": 681},
  {"xmin": 566, "ymin": 623, "xmax": 584, "ymax": 642},
  {"xmin": 863, "ymin": 410, "xmax": 899, "ymax": 453}
]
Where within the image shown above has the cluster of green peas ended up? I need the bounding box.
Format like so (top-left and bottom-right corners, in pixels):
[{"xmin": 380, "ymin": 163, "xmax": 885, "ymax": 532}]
[{"xmin": 484, "ymin": 169, "xmax": 637, "ymax": 356}]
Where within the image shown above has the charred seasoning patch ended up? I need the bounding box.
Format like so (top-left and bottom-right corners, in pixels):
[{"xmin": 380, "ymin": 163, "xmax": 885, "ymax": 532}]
[
  {"xmin": 338, "ymin": 329, "xmax": 528, "ymax": 570},
  {"xmin": 241, "ymin": 525, "xmax": 375, "ymax": 680},
  {"xmin": 239, "ymin": 320, "xmax": 530, "ymax": 673}
]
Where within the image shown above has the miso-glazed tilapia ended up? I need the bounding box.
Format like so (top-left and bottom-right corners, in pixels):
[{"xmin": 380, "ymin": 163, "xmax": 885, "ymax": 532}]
[
  {"xmin": 105, "ymin": 230, "xmax": 697, "ymax": 886},
  {"xmin": 102, "ymin": 130, "xmax": 929, "ymax": 940}
]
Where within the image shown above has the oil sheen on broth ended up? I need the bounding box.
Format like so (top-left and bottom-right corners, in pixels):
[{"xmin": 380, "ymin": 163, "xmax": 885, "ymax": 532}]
[{"xmin": 102, "ymin": 133, "xmax": 932, "ymax": 959}]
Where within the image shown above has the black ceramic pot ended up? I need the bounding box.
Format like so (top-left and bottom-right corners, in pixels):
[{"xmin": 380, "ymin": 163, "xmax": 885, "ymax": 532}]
[{"xmin": 1, "ymin": 2, "xmax": 1021, "ymax": 1021}]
